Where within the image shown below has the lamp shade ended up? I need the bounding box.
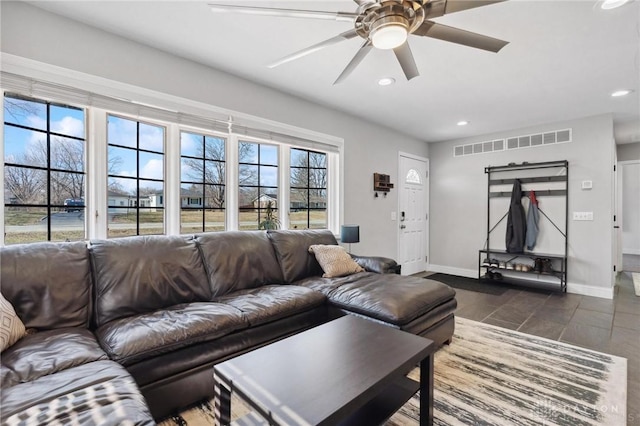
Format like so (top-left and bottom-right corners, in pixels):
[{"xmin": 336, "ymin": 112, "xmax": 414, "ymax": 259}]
[{"xmin": 340, "ymin": 225, "xmax": 360, "ymax": 244}]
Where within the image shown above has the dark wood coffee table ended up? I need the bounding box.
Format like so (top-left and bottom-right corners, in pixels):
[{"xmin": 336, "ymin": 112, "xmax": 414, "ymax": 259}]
[{"xmin": 213, "ymin": 315, "xmax": 436, "ymax": 426}]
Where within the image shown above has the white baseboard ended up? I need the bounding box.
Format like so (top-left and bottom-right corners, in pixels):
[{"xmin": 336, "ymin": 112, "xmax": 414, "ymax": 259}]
[
  {"xmin": 427, "ymin": 264, "xmax": 477, "ymax": 279},
  {"xmin": 427, "ymin": 264, "xmax": 615, "ymax": 299},
  {"xmin": 566, "ymin": 282, "xmax": 614, "ymax": 299},
  {"xmin": 622, "ymin": 249, "xmax": 640, "ymax": 255}
]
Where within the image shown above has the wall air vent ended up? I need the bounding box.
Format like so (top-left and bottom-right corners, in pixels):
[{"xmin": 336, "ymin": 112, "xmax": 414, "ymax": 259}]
[{"xmin": 453, "ymin": 128, "xmax": 572, "ymax": 157}]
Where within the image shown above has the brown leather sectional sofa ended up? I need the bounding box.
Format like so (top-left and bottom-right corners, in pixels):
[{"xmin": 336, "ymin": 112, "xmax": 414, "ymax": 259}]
[{"xmin": 1, "ymin": 229, "xmax": 456, "ymax": 423}]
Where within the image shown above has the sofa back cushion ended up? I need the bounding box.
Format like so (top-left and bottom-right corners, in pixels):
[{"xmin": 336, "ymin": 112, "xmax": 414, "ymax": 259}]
[
  {"xmin": 0, "ymin": 241, "xmax": 92, "ymax": 329},
  {"xmin": 195, "ymin": 231, "xmax": 284, "ymax": 297},
  {"xmin": 267, "ymin": 230, "xmax": 338, "ymax": 283},
  {"xmin": 90, "ymin": 235, "xmax": 211, "ymax": 327}
]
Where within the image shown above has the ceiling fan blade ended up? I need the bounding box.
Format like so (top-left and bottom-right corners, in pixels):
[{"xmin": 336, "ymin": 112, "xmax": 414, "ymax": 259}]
[
  {"xmin": 268, "ymin": 29, "xmax": 360, "ymax": 68},
  {"xmin": 423, "ymin": 0, "xmax": 506, "ymax": 20},
  {"xmin": 208, "ymin": 4, "xmax": 358, "ymax": 22},
  {"xmin": 413, "ymin": 21, "xmax": 508, "ymax": 53},
  {"xmin": 393, "ymin": 43, "xmax": 419, "ymax": 81},
  {"xmin": 333, "ymin": 40, "xmax": 373, "ymax": 85}
]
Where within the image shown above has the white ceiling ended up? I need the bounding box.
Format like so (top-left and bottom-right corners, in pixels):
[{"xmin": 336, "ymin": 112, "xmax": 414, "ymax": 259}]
[{"xmin": 25, "ymin": 0, "xmax": 640, "ymax": 143}]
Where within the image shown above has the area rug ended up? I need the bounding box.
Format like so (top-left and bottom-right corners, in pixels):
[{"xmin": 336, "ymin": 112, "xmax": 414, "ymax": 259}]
[
  {"xmin": 423, "ymin": 273, "xmax": 509, "ymax": 296},
  {"xmin": 158, "ymin": 317, "xmax": 627, "ymax": 426}
]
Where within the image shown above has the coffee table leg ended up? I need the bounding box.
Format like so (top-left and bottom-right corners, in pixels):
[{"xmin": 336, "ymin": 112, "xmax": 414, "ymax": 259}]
[
  {"xmin": 213, "ymin": 371, "xmax": 231, "ymax": 425},
  {"xmin": 420, "ymin": 354, "xmax": 434, "ymax": 426}
]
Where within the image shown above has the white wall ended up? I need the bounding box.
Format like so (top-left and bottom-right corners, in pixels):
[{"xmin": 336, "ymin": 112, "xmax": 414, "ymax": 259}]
[
  {"xmin": 0, "ymin": 1, "xmax": 429, "ymax": 259},
  {"xmin": 429, "ymin": 115, "xmax": 616, "ymax": 298}
]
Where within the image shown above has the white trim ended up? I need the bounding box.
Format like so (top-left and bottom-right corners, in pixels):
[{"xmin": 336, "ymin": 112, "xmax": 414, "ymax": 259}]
[
  {"xmin": 398, "ymin": 151, "xmax": 429, "ymax": 275},
  {"xmin": 566, "ymin": 282, "xmax": 614, "ymax": 299},
  {"xmin": 398, "ymin": 151, "xmax": 429, "ymax": 163},
  {"xmin": 166, "ymin": 124, "xmax": 181, "ymax": 235},
  {"xmin": 227, "ymin": 134, "xmax": 239, "ymax": 231},
  {"xmin": 427, "ymin": 264, "xmax": 615, "ymax": 299},
  {"xmin": 623, "ymin": 248, "xmax": 640, "ymax": 255},
  {"xmin": 427, "ymin": 264, "xmax": 477, "ymax": 279}
]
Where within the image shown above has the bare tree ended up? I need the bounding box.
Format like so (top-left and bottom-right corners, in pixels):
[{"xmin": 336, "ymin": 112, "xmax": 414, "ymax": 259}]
[
  {"xmin": 4, "ymin": 162, "xmax": 45, "ymax": 204},
  {"xmin": 182, "ymin": 139, "xmax": 257, "ymax": 209},
  {"xmin": 290, "ymin": 152, "xmax": 327, "ymax": 206}
]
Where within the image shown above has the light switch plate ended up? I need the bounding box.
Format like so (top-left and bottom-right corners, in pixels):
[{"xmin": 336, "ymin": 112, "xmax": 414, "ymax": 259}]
[
  {"xmin": 573, "ymin": 212, "xmax": 594, "ymax": 221},
  {"xmin": 581, "ymin": 180, "xmax": 593, "ymax": 190},
  {"xmin": 391, "ymin": 211, "xmax": 397, "ymax": 221}
]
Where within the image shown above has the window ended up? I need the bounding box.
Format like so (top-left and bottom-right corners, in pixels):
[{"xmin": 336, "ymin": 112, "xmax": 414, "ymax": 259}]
[
  {"xmin": 290, "ymin": 148, "xmax": 327, "ymax": 229},
  {"xmin": 3, "ymin": 94, "xmax": 86, "ymax": 244},
  {"xmin": 107, "ymin": 115, "xmax": 165, "ymax": 237},
  {"xmin": 406, "ymin": 168, "xmax": 421, "ymax": 184},
  {"xmin": 238, "ymin": 141, "xmax": 278, "ymax": 230},
  {"xmin": 180, "ymin": 131, "xmax": 226, "ymax": 233}
]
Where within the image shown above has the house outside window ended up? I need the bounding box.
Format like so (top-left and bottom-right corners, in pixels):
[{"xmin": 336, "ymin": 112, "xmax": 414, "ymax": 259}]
[
  {"xmin": 3, "ymin": 94, "xmax": 86, "ymax": 244},
  {"xmin": 290, "ymin": 148, "xmax": 327, "ymax": 229},
  {"xmin": 107, "ymin": 115, "xmax": 165, "ymax": 237},
  {"xmin": 179, "ymin": 131, "xmax": 226, "ymax": 233},
  {"xmin": 238, "ymin": 141, "xmax": 278, "ymax": 230}
]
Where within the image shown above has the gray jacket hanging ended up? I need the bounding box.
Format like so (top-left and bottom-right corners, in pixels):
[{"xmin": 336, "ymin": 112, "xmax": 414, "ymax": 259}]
[
  {"xmin": 525, "ymin": 190, "xmax": 539, "ymax": 251},
  {"xmin": 506, "ymin": 179, "xmax": 527, "ymax": 253}
]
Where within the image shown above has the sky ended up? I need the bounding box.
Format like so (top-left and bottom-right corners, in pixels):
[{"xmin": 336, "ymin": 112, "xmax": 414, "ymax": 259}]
[{"xmin": 5, "ymin": 97, "xmax": 324, "ymax": 198}]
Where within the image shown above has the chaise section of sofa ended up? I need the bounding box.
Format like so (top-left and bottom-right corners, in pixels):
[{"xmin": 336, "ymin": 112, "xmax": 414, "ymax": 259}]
[{"xmin": 267, "ymin": 229, "xmax": 457, "ymax": 346}]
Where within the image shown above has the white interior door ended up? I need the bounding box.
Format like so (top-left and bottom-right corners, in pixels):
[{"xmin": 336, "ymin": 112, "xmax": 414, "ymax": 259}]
[{"xmin": 398, "ymin": 153, "xmax": 429, "ymax": 275}]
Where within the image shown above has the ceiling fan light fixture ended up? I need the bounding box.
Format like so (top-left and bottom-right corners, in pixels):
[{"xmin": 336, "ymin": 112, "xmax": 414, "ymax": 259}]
[
  {"xmin": 370, "ymin": 16, "xmax": 409, "ymax": 50},
  {"xmin": 600, "ymin": 0, "xmax": 630, "ymax": 9}
]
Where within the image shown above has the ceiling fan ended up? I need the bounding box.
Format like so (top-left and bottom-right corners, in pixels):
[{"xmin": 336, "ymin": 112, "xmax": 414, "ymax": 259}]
[{"xmin": 209, "ymin": 0, "xmax": 509, "ymax": 85}]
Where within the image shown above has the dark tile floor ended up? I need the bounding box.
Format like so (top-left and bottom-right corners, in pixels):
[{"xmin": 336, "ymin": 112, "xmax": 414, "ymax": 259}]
[{"xmin": 427, "ymin": 271, "xmax": 640, "ymax": 425}]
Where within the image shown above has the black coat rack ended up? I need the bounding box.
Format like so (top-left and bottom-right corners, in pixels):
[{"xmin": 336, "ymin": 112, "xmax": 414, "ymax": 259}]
[{"xmin": 479, "ymin": 160, "xmax": 569, "ymax": 292}]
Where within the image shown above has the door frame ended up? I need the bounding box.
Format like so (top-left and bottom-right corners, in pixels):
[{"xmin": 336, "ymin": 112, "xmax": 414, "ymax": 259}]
[
  {"xmin": 618, "ymin": 159, "xmax": 640, "ymax": 257},
  {"xmin": 397, "ymin": 151, "xmax": 430, "ymax": 274}
]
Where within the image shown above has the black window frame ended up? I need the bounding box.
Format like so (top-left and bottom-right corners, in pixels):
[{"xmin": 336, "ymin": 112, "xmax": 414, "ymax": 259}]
[
  {"xmin": 107, "ymin": 114, "xmax": 165, "ymax": 237},
  {"xmin": 238, "ymin": 141, "xmax": 278, "ymax": 230},
  {"xmin": 3, "ymin": 93, "xmax": 86, "ymax": 243},
  {"xmin": 290, "ymin": 148, "xmax": 328, "ymax": 230},
  {"xmin": 179, "ymin": 131, "xmax": 226, "ymax": 233}
]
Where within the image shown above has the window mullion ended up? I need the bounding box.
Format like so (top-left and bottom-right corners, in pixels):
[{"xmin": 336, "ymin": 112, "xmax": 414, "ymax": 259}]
[
  {"xmin": 280, "ymin": 146, "xmax": 290, "ymax": 230},
  {"xmin": 88, "ymin": 108, "xmax": 108, "ymax": 239},
  {"xmin": 165, "ymin": 123, "xmax": 180, "ymax": 235},
  {"xmin": 227, "ymin": 134, "xmax": 239, "ymax": 231}
]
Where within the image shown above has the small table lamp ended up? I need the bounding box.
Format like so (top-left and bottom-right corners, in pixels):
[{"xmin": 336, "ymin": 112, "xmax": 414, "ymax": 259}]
[{"xmin": 340, "ymin": 225, "xmax": 360, "ymax": 253}]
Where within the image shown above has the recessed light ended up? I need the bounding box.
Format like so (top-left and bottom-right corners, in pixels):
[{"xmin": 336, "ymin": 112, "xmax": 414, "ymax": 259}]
[
  {"xmin": 377, "ymin": 77, "xmax": 395, "ymax": 86},
  {"xmin": 601, "ymin": 0, "xmax": 630, "ymax": 9},
  {"xmin": 457, "ymin": 120, "xmax": 469, "ymax": 126},
  {"xmin": 611, "ymin": 89, "xmax": 633, "ymax": 97}
]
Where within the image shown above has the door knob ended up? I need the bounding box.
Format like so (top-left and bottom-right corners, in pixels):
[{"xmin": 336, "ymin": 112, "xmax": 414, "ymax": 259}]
[{"xmin": 400, "ymin": 225, "xmax": 406, "ymax": 229}]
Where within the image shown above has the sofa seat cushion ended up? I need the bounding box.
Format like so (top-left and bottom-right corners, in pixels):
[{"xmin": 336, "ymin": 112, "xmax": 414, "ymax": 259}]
[
  {"xmin": 297, "ymin": 273, "xmax": 456, "ymax": 326},
  {"xmin": 95, "ymin": 302, "xmax": 248, "ymax": 365},
  {"xmin": 1, "ymin": 360, "xmax": 154, "ymax": 425},
  {"xmin": 214, "ymin": 285, "xmax": 326, "ymax": 326},
  {"xmin": 1, "ymin": 328, "xmax": 108, "ymax": 388}
]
